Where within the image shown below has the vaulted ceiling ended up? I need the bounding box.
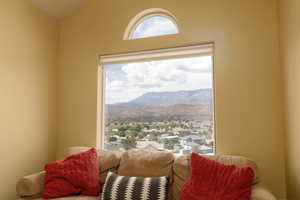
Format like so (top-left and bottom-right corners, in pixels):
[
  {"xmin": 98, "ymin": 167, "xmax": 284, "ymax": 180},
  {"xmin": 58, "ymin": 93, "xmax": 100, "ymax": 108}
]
[{"xmin": 31, "ymin": 0, "xmax": 86, "ymax": 18}]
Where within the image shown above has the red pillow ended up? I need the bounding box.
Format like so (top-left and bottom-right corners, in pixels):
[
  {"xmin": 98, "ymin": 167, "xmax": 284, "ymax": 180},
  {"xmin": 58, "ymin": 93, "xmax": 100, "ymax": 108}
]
[
  {"xmin": 180, "ymin": 152, "xmax": 255, "ymax": 200},
  {"xmin": 43, "ymin": 148, "xmax": 100, "ymax": 199}
]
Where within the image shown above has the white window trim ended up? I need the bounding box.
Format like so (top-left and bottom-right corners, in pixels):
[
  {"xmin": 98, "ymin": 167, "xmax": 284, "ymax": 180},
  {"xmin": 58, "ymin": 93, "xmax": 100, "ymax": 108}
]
[
  {"xmin": 97, "ymin": 43, "xmax": 216, "ymax": 154},
  {"xmin": 100, "ymin": 43, "xmax": 214, "ymax": 65},
  {"xmin": 123, "ymin": 8, "xmax": 180, "ymax": 40}
]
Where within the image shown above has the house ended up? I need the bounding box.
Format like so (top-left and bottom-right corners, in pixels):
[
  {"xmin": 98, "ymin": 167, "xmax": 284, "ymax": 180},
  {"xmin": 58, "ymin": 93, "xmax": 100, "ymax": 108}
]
[
  {"xmin": 137, "ymin": 141, "xmax": 163, "ymax": 151},
  {"xmin": 182, "ymin": 135, "xmax": 206, "ymax": 146}
]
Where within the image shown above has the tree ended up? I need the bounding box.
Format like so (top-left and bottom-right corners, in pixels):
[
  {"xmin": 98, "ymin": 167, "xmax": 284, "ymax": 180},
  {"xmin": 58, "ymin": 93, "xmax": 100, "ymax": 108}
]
[
  {"xmin": 135, "ymin": 124, "xmax": 142, "ymax": 132},
  {"xmin": 108, "ymin": 136, "xmax": 117, "ymax": 142},
  {"xmin": 137, "ymin": 131, "xmax": 147, "ymax": 139},
  {"xmin": 125, "ymin": 130, "xmax": 138, "ymax": 138},
  {"xmin": 121, "ymin": 136, "xmax": 137, "ymax": 150},
  {"xmin": 164, "ymin": 141, "xmax": 174, "ymax": 150},
  {"xmin": 163, "ymin": 139, "xmax": 179, "ymax": 150}
]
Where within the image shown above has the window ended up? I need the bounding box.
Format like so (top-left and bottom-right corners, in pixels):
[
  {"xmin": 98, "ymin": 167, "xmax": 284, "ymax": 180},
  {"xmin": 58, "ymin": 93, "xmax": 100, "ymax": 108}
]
[
  {"xmin": 99, "ymin": 44, "xmax": 215, "ymax": 155},
  {"xmin": 124, "ymin": 8, "xmax": 179, "ymax": 40}
]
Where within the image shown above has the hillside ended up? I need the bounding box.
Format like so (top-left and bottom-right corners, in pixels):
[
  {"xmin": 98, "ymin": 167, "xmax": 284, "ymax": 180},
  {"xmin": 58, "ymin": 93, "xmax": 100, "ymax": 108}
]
[
  {"xmin": 106, "ymin": 89, "xmax": 213, "ymax": 120},
  {"xmin": 130, "ymin": 89, "xmax": 212, "ymax": 105}
]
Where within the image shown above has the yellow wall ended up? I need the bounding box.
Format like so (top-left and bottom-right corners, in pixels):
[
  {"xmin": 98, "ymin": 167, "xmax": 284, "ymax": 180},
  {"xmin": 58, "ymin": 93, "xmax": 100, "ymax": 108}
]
[
  {"xmin": 279, "ymin": 0, "xmax": 300, "ymax": 199},
  {"xmin": 0, "ymin": 1, "xmax": 58, "ymax": 199},
  {"xmin": 57, "ymin": 0, "xmax": 286, "ymax": 198}
]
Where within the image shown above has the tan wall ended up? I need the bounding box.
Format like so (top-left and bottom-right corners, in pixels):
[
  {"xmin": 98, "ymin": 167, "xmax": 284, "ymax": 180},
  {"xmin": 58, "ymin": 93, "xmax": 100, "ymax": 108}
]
[
  {"xmin": 0, "ymin": 1, "xmax": 58, "ymax": 199},
  {"xmin": 279, "ymin": 0, "xmax": 300, "ymax": 199},
  {"xmin": 57, "ymin": 0, "xmax": 286, "ymax": 198}
]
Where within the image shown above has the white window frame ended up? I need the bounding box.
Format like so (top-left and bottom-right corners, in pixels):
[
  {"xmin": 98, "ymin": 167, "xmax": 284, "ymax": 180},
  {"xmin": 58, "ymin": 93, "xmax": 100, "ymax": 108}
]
[{"xmin": 97, "ymin": 43, "xmax": 216, "ymax": 154}]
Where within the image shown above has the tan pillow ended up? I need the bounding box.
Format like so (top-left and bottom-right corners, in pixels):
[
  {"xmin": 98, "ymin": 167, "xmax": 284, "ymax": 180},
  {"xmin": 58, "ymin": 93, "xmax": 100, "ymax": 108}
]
[
  {"xmin": 118, "ymin": 150, "xmax": 174, "ymax": 200},
  {"xmin": 172, "ymin": 155, "xmax": 190, "ymax": 200},
  {"xmin": 97, "ymin": 149, "xmax": 122, "ymax": 185},
  {"xmin": 117, "ymin": 149, "xmax": 174, "ymax": 177},
  {"xmin": 16, "ymin": 171, "xmax": 45, "ymax": 197}
]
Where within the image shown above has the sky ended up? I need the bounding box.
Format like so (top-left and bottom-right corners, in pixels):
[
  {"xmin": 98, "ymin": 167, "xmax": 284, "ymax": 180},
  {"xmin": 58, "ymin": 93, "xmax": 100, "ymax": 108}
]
[
  {"xmin": 105, "ymin": 56, "xmax": 213, "ymax": 104},
  {"xmin": 104, "ymin": 15, "xmax": 213, "ymax": 104},
  {"xmin": 131, "ymin": 16, "xmax": 178, "ymax": 39}
]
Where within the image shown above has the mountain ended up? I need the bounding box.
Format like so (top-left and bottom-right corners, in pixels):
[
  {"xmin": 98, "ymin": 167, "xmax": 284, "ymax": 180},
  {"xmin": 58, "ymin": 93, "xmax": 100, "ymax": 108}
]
[
  {"xmin": 130, "ymin": 89, "xmax": 212, "ymax": 105},
  {"xmin": 106, "ymin": 89, "xmax": 213, "ymax": 120}
]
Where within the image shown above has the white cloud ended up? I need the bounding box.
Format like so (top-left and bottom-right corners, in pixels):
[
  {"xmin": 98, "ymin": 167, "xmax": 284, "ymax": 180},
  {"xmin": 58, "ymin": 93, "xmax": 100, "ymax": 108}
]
[
  {"xmin": 106, "ymin": 56, "xmax": 213, "ymax": 104},
  {"xmin": 133, "ymin": 16, "xmax": 178, "ymax": 39}
]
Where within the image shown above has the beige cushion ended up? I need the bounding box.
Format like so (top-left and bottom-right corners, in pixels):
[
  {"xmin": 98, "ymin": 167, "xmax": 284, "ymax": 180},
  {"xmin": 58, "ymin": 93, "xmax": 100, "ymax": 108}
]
[
  {"xmin": 172, "ymin": 155, "xmax": 259, "ymax": 200},
  {"xmin": 16, "ymin": 185, "xmax": 276, "ymax": 200},
  {"xmin": 16, "ymin": 171, "xmax": 45, "ymax": 197},
  {"xmin": 118, "ymin": 149, "xmax": 174, "ymax": 200},
  {"xmin": 117, "ymin": 149, "xmax": 174, "ymax": 177},
  {"xmin": 97, "ymin": 149, "xmax": 121, "ymax": 185},
  {"xmin": 17, "ymin": 195, "xmax": 100, "ymax": 200},
  {"xmin": 251, "ymin": 184, "xmax": 276, "ymax": 200}
]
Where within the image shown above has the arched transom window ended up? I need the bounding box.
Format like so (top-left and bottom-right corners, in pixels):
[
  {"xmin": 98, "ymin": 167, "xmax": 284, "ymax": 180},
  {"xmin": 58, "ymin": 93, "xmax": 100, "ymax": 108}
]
[{"xmin": 124, "ymin": 8, "xmax": 179, "ymax": 40}]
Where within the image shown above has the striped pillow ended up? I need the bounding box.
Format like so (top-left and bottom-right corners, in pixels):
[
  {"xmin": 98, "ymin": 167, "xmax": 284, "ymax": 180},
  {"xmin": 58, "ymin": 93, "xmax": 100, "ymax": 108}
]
[{"xmin": 102, "ymin": 172, "xmax": 169, "ymax": 200}]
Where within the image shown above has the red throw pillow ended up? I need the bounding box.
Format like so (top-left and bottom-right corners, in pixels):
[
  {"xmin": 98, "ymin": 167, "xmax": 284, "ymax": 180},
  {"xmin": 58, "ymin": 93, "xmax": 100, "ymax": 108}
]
[
  {"xmin": 180, "ymin": 152, "xmax": 255, "ymax": 200},
  {"xmin": 43, "ymin": 148, "xmax": 100, "ymax": 199}
]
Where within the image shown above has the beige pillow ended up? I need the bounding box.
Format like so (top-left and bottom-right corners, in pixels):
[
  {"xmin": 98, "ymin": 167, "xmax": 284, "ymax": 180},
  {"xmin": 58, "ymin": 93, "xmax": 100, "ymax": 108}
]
[{"xmin": 117, "ymin": 149, "xmax": 174, "ymax": 178}]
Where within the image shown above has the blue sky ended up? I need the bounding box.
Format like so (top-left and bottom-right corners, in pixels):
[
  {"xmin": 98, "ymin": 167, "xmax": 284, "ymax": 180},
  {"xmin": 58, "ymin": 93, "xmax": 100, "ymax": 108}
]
[
  {"xmin": 105, "ymin": 56, "xmax": 213, "ymax": 104},
  {"xmin": 131, "ymin": 16, "xmax": 178, "ymax": 39}
]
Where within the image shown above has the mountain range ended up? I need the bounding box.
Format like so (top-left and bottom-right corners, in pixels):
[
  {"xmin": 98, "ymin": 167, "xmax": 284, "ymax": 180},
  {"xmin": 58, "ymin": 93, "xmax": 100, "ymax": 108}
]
[{"xmin": 106, "ymin": 89, "xmax": 213, "ymax": 120}]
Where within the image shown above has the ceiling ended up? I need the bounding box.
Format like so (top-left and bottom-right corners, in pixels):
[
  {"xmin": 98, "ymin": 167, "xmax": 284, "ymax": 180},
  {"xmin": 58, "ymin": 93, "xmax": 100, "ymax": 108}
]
[{"xmin": 31, "ymin": 0, "xmax": 86, "ymax": 18}]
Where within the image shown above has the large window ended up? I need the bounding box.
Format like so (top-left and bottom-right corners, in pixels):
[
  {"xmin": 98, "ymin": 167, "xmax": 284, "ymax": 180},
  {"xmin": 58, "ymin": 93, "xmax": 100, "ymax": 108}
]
[{"xmin": 99, "ymin": 44, "xmax": 215, "ymax": 155}]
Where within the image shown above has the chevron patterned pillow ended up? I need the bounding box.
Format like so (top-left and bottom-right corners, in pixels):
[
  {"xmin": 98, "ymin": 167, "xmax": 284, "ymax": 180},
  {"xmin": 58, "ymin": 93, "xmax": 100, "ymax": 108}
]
[{"xmin": 102, "ymin": 172, "xmax": 169, "ymax": 200}]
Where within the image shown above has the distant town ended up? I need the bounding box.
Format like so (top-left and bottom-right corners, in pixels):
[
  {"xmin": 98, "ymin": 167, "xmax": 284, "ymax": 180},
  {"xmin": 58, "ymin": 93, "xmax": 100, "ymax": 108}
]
[
  {"xmin": 104, "ymin": 116, "xmax": 214, "ymax": 155},
  {"xmin": 104, "ymin": 89, "xmax": 215, "ymax": 155}
]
